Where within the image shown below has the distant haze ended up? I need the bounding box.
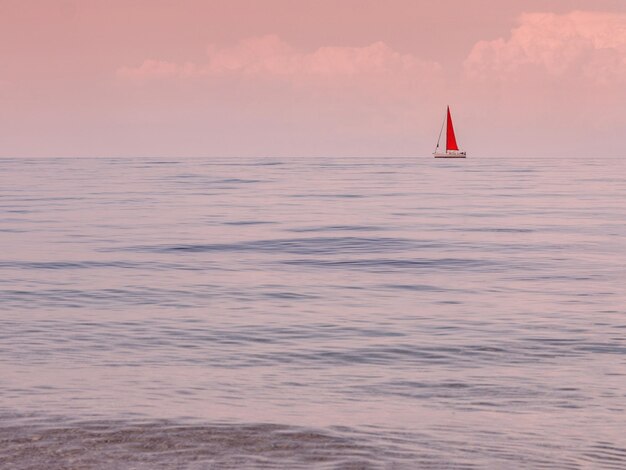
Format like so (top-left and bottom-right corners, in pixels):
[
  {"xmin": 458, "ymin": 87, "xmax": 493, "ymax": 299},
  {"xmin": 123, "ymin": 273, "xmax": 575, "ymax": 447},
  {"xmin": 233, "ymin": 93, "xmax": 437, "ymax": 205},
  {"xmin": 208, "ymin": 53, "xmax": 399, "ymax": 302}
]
[{"xmin": 1, "ymin": 0, "xmax": 624, "ymax": 157}]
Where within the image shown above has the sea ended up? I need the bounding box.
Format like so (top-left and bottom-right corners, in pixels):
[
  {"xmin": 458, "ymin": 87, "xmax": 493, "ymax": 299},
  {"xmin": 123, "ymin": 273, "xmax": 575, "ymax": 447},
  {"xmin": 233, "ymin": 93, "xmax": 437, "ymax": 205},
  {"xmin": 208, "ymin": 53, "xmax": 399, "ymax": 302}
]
[{"xmin": 1, "ymin": 156, "xmax": 625, "ymax": 469}]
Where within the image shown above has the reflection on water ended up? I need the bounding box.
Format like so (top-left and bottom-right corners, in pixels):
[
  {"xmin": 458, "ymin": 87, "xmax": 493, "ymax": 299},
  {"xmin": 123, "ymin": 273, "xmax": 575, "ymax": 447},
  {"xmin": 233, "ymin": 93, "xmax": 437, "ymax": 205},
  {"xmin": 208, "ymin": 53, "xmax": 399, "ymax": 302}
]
[{"xmin": 1, "ymin": 156, "xmax": 625, "ymax": 468}]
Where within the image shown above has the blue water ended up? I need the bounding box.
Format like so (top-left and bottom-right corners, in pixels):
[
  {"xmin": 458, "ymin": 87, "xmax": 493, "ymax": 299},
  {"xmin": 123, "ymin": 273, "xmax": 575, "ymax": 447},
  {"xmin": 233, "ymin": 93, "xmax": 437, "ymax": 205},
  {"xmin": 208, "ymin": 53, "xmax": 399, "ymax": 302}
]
[{"xmin": 1, "ymin": 156, "xmax": 625, "ymax": 468}]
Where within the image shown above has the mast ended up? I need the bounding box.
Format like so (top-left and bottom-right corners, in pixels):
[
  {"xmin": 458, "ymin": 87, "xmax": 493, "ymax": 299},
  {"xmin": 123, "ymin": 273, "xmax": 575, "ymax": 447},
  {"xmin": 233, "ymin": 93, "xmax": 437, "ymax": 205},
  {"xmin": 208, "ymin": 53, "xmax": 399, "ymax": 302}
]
[
  {"xmin": 446, "ymin": 106, "xmax": 459, "ymax": 151},
  {"xmin": 435, "ymin": 109, "xmax": 446, "ymax": 151}
]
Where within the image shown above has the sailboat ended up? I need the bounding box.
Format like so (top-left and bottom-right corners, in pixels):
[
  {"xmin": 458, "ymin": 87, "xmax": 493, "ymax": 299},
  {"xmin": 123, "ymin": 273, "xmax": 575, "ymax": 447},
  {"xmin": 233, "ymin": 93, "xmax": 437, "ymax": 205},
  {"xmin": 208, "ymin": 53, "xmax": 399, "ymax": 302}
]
[{"xmin": 433, "ymin": 106, "xmax": 466, "ymax": 158}]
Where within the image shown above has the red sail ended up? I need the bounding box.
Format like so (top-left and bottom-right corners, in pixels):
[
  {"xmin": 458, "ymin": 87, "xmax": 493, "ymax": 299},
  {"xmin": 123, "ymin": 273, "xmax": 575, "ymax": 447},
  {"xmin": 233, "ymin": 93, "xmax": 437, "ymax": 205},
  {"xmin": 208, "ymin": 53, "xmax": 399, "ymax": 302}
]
[{"xmin": 446, "ymin": 106, "xmax": 459, "ymax": 151}]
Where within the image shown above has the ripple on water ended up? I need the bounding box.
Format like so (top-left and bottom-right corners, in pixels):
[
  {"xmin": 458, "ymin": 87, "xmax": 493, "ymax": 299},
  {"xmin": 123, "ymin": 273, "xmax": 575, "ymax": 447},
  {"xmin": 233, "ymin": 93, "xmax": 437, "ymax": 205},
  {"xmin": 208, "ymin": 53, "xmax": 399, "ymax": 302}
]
[
  {"xmin": 121, "ymin": 236, "xmax": 421, "ymax": 255},
  {"xmin": 2, "ymin": 418, "xmax": 625, "ymax": 469},
  {"xmin": 0, "ymin": 421, "xmax": 385, "ymax": 470}
]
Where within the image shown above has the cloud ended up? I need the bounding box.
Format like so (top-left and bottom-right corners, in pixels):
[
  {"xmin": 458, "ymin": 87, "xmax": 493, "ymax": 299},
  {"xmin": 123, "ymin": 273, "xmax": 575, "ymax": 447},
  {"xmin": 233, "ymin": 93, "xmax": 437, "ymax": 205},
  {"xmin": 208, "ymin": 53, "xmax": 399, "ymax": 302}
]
[
  {"xmin": 464, "ymin": 11, "xmax": 626, "ymax": 84},
  {"xmin": 117, "ymin": 34, "xmax": 442, "ymax": 86},
  {"xmin": 118, "ymin": 59, "xmax": 198, "ymax": 79}
]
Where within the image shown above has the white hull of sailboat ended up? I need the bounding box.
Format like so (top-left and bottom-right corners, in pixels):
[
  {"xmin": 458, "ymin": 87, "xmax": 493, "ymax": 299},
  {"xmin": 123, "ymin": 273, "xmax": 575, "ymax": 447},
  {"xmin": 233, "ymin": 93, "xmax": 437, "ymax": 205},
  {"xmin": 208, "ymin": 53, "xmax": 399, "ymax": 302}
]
[{"xmin": 433, "ymin": 151, "xmax": 466, "ymax": 158}]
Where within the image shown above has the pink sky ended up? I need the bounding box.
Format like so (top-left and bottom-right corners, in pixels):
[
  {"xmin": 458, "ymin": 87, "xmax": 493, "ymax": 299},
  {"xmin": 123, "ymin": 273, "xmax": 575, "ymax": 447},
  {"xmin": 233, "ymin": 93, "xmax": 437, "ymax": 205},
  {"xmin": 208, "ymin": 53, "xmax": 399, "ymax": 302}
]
[{"xmin": 1, "ymin": 0, "xmax": 624, "ymax": 157}]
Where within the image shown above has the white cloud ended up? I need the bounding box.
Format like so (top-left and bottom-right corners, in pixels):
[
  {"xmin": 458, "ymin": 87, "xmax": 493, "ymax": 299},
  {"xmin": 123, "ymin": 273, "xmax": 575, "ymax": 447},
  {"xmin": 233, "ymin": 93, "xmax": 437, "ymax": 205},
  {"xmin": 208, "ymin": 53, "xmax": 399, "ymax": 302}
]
[
  {"xmin": 464, "ymin": 11, "xmax": 626, "ymax": 84},
  {"xmin": 117, "ymin": 34, "xmax": 442, "ymax": 87}
]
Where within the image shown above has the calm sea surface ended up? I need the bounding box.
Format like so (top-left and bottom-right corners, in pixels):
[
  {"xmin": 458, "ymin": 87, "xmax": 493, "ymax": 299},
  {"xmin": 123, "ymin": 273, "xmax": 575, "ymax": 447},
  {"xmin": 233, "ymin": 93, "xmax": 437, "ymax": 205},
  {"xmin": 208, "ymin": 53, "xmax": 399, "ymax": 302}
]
[{"xmin": 1, "ymin": 156, "xmax": 625, "ymax": 468}]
